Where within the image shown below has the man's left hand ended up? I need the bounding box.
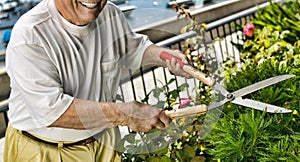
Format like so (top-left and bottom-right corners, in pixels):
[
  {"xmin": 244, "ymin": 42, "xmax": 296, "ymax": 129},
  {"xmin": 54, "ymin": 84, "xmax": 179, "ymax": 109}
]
[{"xmin": 164, "ymin": 50, "xmax": 192, "ymax": 78}]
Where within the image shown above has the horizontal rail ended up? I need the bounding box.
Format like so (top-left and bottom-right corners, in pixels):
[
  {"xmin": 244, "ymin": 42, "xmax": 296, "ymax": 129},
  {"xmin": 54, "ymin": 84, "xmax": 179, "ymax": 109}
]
[
  {"xmin": 156, "ymin": 31, "xmax": 197, "ymax": 47},
  {"xmin": 155, "ymin": 0, "xmax": 274, "ymax": 47},
  {"xmin": 206, "ymin": 1, "xmax": 268, "ymax": 30}
]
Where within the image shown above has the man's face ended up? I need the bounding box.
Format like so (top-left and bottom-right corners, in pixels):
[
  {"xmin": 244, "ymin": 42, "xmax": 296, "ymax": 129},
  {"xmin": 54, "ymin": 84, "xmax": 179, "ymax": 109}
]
[{"xmin": 54, "ymin": 0, "xmax": 107, "ymax": 26}]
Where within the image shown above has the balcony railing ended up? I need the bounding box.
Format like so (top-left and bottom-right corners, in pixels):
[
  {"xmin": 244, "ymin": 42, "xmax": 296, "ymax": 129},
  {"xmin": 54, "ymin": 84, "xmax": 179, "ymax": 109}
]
[
  {"xmin": 0, "ymin": 1, "xmax": 273, "ymax": 137},
  {"xmin": 117, "ymin": 1, "xmax": 267, "ymax": 105}
]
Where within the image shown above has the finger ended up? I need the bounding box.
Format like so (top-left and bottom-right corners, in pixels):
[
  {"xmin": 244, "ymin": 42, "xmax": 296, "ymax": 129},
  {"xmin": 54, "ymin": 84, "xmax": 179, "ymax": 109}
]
[
  {"xmin": 174, "ymin": 49, "xmax": 181, "ymax": 53},
  {"xmin": 171, "ymin": 57, "xmax": 177, "ymax": 67},
  {"xmin": 175, "ymin": 61, "xmax": 181, "ymax": 71},
  {"xmin": 159, "ymin": 111, "xmax": 170, "ymax": 127},
  {"xmin": 154, "ymin": 121, "xmax": 166, "ymax": 130},
  {"xmin": 171, "ymin": 58, "xmax": 183, "ymax": 73},
  {"xmin": 138, "ymin": 125, "xmax": 153, "ymax": 133},
  {"xmin": 148, "ymin": 111, "xmax": 170, "ymax": 130},
  {"xmin": 166, "ymin": 59, "xmax": 175, "ymax": 74},
  {"xmin": 166, "ymin": 58, "xmax": 176, "ymax": 72},
  {"xmin": 166, "ymin": 59, "xmax": 170, "ymax": 67},
  {"xmin": 166, "ymin": 56, "xmax": 191, "ymax": 78},
  {"xmin": 174, "ymin": 51, "xmax": 189, "ymax": 64},
  {"xmin": 183, "ymin": 72, "xmax": 191, "ymax": 79}
]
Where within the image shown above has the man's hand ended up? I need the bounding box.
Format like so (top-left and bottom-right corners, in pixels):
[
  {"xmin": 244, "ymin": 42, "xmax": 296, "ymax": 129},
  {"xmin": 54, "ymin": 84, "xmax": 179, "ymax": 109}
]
[
  {"xmin": 142, "ymin": 45, "xmax": 191, "ymax": 79},
  {"xmin": 118, "ymin": 101, "xmax": 170, "ymax": 133},
  {"xmin": 164, "ymin": 49, "xmax": 192, "ymax": 78}
]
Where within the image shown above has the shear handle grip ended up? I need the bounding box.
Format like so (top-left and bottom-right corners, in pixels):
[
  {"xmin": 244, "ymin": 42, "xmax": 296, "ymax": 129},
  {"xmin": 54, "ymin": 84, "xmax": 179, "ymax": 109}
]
[
  {"xmin": 160, "ymin": 52, "xmax": 185, "ymax": 67},
  {"xmin": 164, "ymin": 105, "xmax": 208, "ymax": 119},
  {"xmin": 160, "ymin": 51, "xmax": 215, "ymax": 86}
]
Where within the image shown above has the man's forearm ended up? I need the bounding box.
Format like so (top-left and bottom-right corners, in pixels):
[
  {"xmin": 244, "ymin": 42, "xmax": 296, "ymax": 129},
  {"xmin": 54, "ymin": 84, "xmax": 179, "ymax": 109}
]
[
  {"xmin": 49, "ymin": 99, "xmax": 169, "ymax": 133},
  {"xmin": 49, "ymin": 99, "xmax": 128, "ymax": 130},
  {"xmin": 142, "ymin": 44, "xmax": 167, "ymax": 67}
]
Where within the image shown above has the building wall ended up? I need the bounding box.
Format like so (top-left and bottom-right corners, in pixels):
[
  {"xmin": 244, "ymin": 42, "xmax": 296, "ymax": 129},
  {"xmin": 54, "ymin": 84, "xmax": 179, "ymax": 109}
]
[{"xmin": 135, "ymin": 0, "xmax": 267, "ymax": 43}]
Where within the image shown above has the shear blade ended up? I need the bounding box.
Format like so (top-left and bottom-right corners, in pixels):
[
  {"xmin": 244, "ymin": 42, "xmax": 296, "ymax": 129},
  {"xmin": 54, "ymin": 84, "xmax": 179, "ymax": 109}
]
[
  {"xmin": 232, "ymin": 97, "xmax": 292, "ymax": 113},
  {"xmin": 232, "ymin": 74, "xmax": 295, "ymax": 98}
]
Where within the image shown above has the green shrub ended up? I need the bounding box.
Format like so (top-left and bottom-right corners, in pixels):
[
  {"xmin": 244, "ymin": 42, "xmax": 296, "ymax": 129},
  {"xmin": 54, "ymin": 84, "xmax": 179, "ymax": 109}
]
[
  {"xmin": 204, "ymin": 59, "xmax": 300, "ymax": 161},
  {"xmin": 204, "ymin": 0, "xmax": 300, "ymax": 161},
  {"xmin": 119, "ymin": 1, "xmax": 300, "ymax": 161}
]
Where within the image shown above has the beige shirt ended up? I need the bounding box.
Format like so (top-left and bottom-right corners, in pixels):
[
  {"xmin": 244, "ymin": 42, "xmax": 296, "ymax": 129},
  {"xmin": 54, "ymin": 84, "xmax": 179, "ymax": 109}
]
[{"xmin": 6, "ymin": 0, "xmax": 152, "ymax": 141}]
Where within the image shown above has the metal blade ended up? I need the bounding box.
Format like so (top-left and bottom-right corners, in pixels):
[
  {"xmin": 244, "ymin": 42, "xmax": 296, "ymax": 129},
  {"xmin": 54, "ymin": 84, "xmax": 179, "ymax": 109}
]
[
  {"xmin": 208, "ymin": 98, "xmax": 230, "ymax": 110},
  {"xmin": 232, "ymin": 74, "xmax": 295, "ymax": 98},
  {"xmin": 232, "ymin": 97, "xmax": 292, "ymax": 113},
  {"xmin": 206, "ymin": 82, "xmax": 232, "ymax": 110},
  {"xmin": 213, "ymin": 83, "xmax": 229, "ymax": 96}
]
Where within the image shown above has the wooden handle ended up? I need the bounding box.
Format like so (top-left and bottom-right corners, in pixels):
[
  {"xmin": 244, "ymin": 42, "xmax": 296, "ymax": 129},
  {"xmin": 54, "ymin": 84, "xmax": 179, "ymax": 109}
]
[
  {"xmin": 182, "ymin": 66, "xmax": 215, "ymax": 86},
  {"xmin": 160, "ymin": 51, "xmax": 215, "ymax": 86},
  {"xmin": 165, "ymin": 105, "xmax": 208, "ymax": 119}
]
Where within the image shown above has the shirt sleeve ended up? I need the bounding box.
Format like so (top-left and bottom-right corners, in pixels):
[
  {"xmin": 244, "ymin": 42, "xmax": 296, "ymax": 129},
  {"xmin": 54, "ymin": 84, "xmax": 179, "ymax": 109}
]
[
  {"xmin": 120, "ymin": 31, "xmax": 153, "ymax": 69},
  {"xmin": 113, "ymin": 7, "xmax": 153, "ymax": 69},
  {"xmin": 6, "ymin": 43, "xmax": 74, "ymax": 127}
]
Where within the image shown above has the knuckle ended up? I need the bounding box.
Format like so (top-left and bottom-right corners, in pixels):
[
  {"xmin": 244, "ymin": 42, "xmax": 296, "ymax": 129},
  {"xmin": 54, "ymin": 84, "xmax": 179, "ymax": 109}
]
[{"xmin": 144, "ymin": 126, "xmax": 153, "ymax": 132}]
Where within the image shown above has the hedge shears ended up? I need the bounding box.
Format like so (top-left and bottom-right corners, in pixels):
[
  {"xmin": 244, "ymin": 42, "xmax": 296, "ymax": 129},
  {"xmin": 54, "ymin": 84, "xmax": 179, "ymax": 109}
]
[{"xmin": 160, "ymin": 51, "xmax": 293, "ymax": 118}]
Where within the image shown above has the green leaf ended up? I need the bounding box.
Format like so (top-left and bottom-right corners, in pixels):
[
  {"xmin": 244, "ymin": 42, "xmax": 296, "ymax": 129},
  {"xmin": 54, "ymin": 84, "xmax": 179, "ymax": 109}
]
[
  {"xmin": 170, "ymin": 90, "xmax": 180, "ymax": 99},
  {"xmin": 123, "ymin": 133, "xmax": 137, "ymax": 143},
  {"xmin": 161, "ymin": 156, "xmax": 172, "ymax": 162},
  {"xmin": 178, "ymin": 83, "xmax": 189, "ymax": 91},
  {"xmin": 148, "ymin": 157, "xmax": 161, "ymax": 162},
  {"xmin": 153, "ymin": 88, "xmax": 163, "ymax": 98},
  {"xmin": 191, "ymin": 156, "xmax": 206, "ymax": 162},
  {"xmin": 182, "ymin": 144, "xmax": 196, "ymax": 158},
  {"xmin": 145, "ymin": 129, "xmax": 162, "ymax": 140},
  {"xmin": 175, "ymin": 150, "xmax": 183, "ymax": 162},
  {"xmin": 156, "ymin": 101, "xmax": 165, "ymax": 108},
  {"xmin": 153, "ymin": 148, "xmax": 169, "ymax": 156},
  {"xmin": 167, "ymin": 78, "xmax": 176, "ymax": 85}
]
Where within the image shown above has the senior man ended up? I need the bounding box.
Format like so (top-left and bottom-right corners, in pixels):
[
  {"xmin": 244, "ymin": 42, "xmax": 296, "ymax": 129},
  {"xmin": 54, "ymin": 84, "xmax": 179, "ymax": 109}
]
[{"xmin": 4, "ymin": 0, "xmax": 191, "ymax": 161}]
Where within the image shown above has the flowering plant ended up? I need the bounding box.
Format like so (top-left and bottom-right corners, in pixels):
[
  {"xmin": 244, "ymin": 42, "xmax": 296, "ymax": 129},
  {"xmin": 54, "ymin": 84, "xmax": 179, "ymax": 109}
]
[
  {"xmin": 204, "ymin": 1, "xmax": 300, "ymax": 161},
  {"xmin": 120, "ymin": 1, "xmax": 300, "ymax": 161},
  {"xmin": 243, "ymin": 23, "xmax": 255, "ymax": 38},
  {"xmin": 179, "ymin": 98, "xmax": 193, "ymax": 108}
]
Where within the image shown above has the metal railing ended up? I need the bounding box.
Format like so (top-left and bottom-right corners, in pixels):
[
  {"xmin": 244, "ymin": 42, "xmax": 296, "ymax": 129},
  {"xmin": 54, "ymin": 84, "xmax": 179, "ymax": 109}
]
[
  {"xmin": 0, "ymin": 2, "xmax": 269, "ymax": 136},
  {"xmin": 117, "ymin": 2, "xmax": 266, "ymax": 105}
]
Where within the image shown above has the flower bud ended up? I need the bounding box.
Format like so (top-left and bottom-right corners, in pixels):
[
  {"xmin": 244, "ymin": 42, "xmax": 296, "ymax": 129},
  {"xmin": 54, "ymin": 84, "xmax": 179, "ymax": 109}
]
[
  {"xmin": 243, "ymin": 23, "xmax": 255, "ymax": 37},
  {"xmin": 179, "ymin": 98, "xmax": 193, "ymax": 108}
]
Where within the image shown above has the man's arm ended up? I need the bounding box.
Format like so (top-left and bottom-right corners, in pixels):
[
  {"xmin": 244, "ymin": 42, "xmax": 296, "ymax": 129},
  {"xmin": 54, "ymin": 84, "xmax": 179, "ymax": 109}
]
[
  {"xmin": 49, "ymin": 98, "xmax": 169, "ymax": 133},
  {"xmin": 50, "ymin": 45, "xmax": 190, "ymax": 133}
]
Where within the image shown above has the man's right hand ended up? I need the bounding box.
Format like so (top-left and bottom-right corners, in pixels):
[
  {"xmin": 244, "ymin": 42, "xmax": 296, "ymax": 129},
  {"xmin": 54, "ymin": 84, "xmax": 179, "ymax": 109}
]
[{"xmin": 117, "ymin": 101, "xmax": 170, "ymax": 132}]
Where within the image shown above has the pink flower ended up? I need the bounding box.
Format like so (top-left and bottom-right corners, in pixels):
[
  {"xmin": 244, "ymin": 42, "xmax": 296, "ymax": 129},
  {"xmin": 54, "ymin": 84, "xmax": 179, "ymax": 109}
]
[
  {"xmin": 179, "ymin": 98, "xmax": 193, "ymax": 108},
  {"xmin": 243, "ymin": 23, "xmax": 255, "ymax": 37}
]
